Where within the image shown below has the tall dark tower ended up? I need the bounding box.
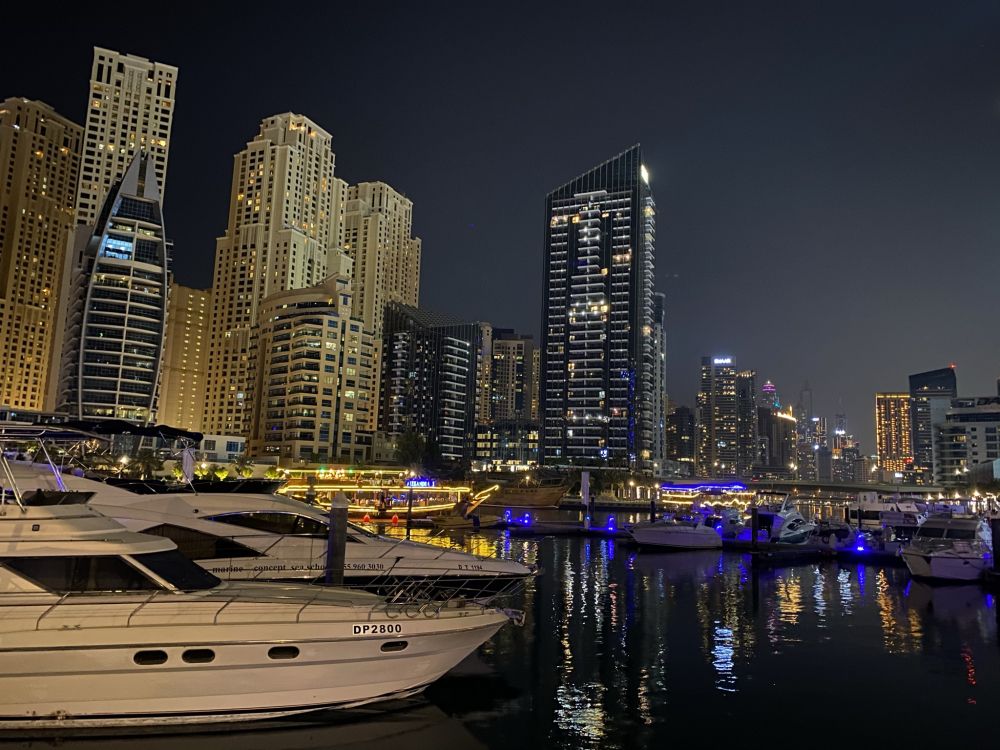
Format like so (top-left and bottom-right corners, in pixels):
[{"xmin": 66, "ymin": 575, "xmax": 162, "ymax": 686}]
[
  {"xmin": 909, "ymin": 366, "xmax": 958, "ymax": 483},
  {"xmin": 540, "ymin": 146, "xmax": 656, "ymax": 470}
]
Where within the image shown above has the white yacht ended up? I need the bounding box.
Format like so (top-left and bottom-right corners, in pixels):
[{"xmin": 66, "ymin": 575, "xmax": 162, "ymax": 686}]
[
  {"xmin": 901, "ymin": 515, "xmax": 993, "ymax": 582},
  {"xmin": 629, "ymin": 516, "xmax": 723, "ymax": 550},
  {"xmin": 10, "ymin": 462, "xmax": 533, "ymax": 602},
  {"xmin": 756, "ymin": 498, "xmax": 816, "ymax": 544},
  {"xmin": 0, "ymin": 492, "xmax": 515, "ymax": 729}
]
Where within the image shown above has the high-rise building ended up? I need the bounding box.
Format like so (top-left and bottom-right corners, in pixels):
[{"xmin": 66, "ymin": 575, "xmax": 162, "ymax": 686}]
[
  {"xmin": 159, "ymin": 281, "xmax": 210, "ymax": 430},
  {"xmin": 755, "ymin": 408, "xmax": 796, "ymax": 477},
  {"xmin": 76, "ymin": 48, "xmax": 177, "ymax": 226},
  {"xmin": 0, "ymin": 99, "xmax": 82, "ymax": 410},
  {"xmin": 696, "ymin": 357, "xmax": 737, "ymax": 476},
  {"xmin": 540, "ymin": 146, "xmax": 656, "ymax": 469},
  {"xmin": 342, "ymin": 182, "xmax": 421, "ymax": 336},
  {"xmin": 760, "ymin": 380, "xmax": 780, "ymax": 409},
  {"xmin": 380, "ymin": 303, "xmax": 482, "ymax": 465},
  {"xmin": 490, "ymin": 330, "xmax": 537, "ymax": 423},
  {"xmin": 249, "ymin": 271, "xmax": 374, "ymax": 465},
  {"xmin": 204, "ymin": 113, "xmax": 340, "ymax": 438},
  {"xmin": 735, "ymin": 369, "xmax": 758, "ymax": 476},
  {"xmin": 650, "ymin": 292, "xmax": 668, "ymax": 475},
  {"xmin": 934, "ymin": 397, "xmax": 1000, "ymax": 487},
  {"xmin": 666, "ymin": 404, "xmax": 696, "ymax": 469},
  {"xmin": 875, "ymin": 392, "xmax": 912, "ymax": 474},
  {"xmin": 530, "ymin": 347, "xmax": 540, "ymax": 422},
  {"xmin": 476, "ymin": 322, "xmax": 493, "ymax": 427},
  {"xmin": 57, "ymin": 154, "xmax": 168, "ymax": 422},
  {"xmin": 909, "ymin": 366, "xmax": 957, "ymax": 483}
]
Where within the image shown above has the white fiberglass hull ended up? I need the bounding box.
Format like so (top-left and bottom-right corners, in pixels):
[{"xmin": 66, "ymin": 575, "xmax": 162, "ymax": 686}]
[
  {"xmin": 630, "ymin": 526, "xmax": 722, "ymax": 550},
  {"xmin": 901, "ymin": 548, "xmax": 988, "ymax": 582},
  {"xmin": 0, "ymin": 591, "xmax": 508, "ymax": 729}
]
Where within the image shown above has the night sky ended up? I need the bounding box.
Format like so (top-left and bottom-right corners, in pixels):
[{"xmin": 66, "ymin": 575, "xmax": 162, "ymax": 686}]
[{"xmin": 6, "ymin": 2, "xmax": 1000, "ymax": 450}]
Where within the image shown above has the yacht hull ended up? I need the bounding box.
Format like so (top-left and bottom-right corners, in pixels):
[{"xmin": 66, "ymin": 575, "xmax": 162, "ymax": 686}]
[
  {"xmin": 630, "ymin": 527, "xmax": 722, "ymax": 550},
  {"xmin": 901, "ymin": 548, "xmax": 988, "ymax": 582},
  {"xmin": 0, "ymin": 605, "xmax": 507, "ymax": 729}
]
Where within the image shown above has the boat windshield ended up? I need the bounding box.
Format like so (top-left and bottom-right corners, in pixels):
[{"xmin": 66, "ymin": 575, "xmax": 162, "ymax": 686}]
[
  {"xmin": 946, "ymin": 528, "xmax": 977, "ymax": 540},
  {"xmin": 130, "ymin": 550, "xmax": 221, "ymax": 591},
  {"xmin": 917, "ymin": 527, "xmax": 946, "ymax": 539}
]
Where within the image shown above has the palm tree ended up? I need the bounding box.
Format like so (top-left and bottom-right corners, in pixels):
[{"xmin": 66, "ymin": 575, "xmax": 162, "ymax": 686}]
[
  {"xmin": 233, "ymin": 453, "xmax": 254, "ymax": 479},
  {"xmin": 130, "ymin": 450, "xmax": 163, "ymax": 480}
]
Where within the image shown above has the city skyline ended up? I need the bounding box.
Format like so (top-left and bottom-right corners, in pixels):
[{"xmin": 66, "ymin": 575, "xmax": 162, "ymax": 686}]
[{"xmin": 4, "ymin": 4, "xmax": 1000, "ymax": 452}]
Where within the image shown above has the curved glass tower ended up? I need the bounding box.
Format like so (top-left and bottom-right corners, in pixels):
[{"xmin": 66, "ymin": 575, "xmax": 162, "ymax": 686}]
[{"xmin": 58, "ymin": 153, "xmax": 167, "ymax": 422}]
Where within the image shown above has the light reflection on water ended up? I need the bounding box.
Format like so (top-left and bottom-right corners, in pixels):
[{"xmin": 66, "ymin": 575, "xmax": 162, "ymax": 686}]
[{"xmin": 437, "ymin": 533, "xmax": 1000, "ymax": 748}]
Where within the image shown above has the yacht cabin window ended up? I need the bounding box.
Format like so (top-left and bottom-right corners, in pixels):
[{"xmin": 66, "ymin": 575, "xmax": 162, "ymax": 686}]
[
  {"xmin": 130, "ymin": 551, "xmax": 221, "ymax": 590},
  {"xmin": 142, "ymin": 524, "xmax": 264, "ymax": 559},
  {"xmin": 3, "ymin": 555, "xmax": 162, "ymax": 594},
  {"xmin": 205, "ymin": 511, "xmax": 346, "ymax": 539}
]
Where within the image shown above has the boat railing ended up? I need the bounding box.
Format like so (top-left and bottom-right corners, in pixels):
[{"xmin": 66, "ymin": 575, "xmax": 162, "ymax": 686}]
[{"xmin": 3, "ymin": 584, "xmax": 505, "ymax": 630}]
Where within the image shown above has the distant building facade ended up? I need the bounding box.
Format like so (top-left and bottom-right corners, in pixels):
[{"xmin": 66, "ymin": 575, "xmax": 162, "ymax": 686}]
[
  {"xmin": 909, "ymin": 366, "xmax": 957, "ymax": 484},
  {"xmin": 933, "ymin": 397, "xmax": 1000, "ymax": 487},
  {"xmin": 204, "ymin": 113, "xmax": 341, "ymax": 439},
  {"xmin": 57, "ymin": 154, "xmax": 167, "ymax": 422},
  {"xmin": 540, "ymin": 146, "xmax": 657, "ymax": 470},
  {"xmin": 380, "ymin": 303, "xmax": 482, "ymax": 465},
  {"xmin": 77, "ymin": 48, "xmax": 177, "ymax": 226},
  {"xmin": 159, "ymin": 281, "xmax": 210, "ymax": 430},
  {"xmin": 875, "ymin": 392, "xmax": 912, "ymax": 475},
  {"xmin": 0, "ymin": 98, "xmax": 82, "ymax": 410},
  {"xmin": 666, "ymin": 404, "xmax": 696, "ymax": 471},
  {"xmin": 249, "ymin": 272, "xmax": 374, "ymax": 465},
  {"xmin": 696, "ymin": 357, "xmax": 737, "ymax": 476}
]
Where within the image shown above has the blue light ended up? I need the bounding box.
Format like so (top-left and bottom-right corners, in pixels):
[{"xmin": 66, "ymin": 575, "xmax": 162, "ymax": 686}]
[
  {"xmin": 606, "ymin": 515, "xmax": 617, "ymax": 532},
  {"xmin": 405, "ymin": 477, "xmax": 435, "ymax": 488},
  {"xmin": 714, "ymin": 524, "xmax": 723, "ymax": 533},
  {"xmin": 856, "ymin": 545, "xmax": 865, "ymax": 552},
  {"xmin": 517, "ymin": 513, "xmax": 532, "ymax": 526},
  {"xmin": 503, "ymin": 509, "xmax": 512, "ymax": 523}
]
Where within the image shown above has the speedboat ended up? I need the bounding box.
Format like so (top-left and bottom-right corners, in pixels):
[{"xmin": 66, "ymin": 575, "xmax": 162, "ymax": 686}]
[
  {"xmin": 9, "ymin": 461, "xmax": 533, "ymax": 602},
  {"xmin": 901, "ymin": 515, "xmax": 993, "ymax": 582},
  {"xmin": 755, "ymin": 498, "xmax": 816, "ymax": 544},
  {"xmin": 0, "ymin": 489, "xmax": 514, "ymax": 728},
  {"xmin": 629, "ymin": 516, "xmax": 723, "ymax": 550}
]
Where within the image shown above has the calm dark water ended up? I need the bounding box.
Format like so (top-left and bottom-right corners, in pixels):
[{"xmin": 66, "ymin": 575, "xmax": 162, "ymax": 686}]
[
  {"xmin": 429, "ymin": 534, "xmax": 1000, "ymax": 748},
  {"xmin": 11, "ymin": 532, "xmax": 1000, "ymax": 749}
]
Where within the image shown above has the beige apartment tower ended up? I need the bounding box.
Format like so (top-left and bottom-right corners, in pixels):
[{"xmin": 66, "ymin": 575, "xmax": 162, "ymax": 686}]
[
  {"xmin": 342, "ymin": 182, "xmax": 421, "ymax": 336},
  {"xmin": 76, "ymin": 48, "xmax": 177, "ymax": 226},
  {"xmin": 204, "ymin": 113, "xmax": 342, "ymax": 437},
  {"xmin": 159, "ymin": 281, "xmax": 210, "ymax": 431},
  {"xmin": 249, "ymin": 270, "xmax": 374, "ymax": 464},
  {"xmin": 0, "ymin": 99, "xmax": 82, "ymax": 410}
]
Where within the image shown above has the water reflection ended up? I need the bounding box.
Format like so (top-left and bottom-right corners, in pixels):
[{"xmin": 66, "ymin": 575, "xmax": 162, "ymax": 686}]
[
  {"xmin": 3, "ymin": 700, "xmax": 485, "ymax": 750},
  {"xmin": 454, "ymin": 538, "xmax": 1000, "ymax": 748}
]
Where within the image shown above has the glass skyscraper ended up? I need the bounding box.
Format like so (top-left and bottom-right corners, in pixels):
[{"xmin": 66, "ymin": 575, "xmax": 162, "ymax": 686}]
[
  {"xmin": 57, "ymin": 153, "xmax": 167, "ymax": 422},
  {"xmin": 540, "ymin": 146, "xmax": 656, "ymax": 470},
  {"xmin": 909, "ymin": 366, "xmax": 957, "ymax": 483}
]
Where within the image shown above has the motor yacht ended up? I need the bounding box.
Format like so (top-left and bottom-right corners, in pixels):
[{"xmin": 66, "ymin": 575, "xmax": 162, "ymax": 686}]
[
  {"xmin": 900, "ymin": 515, "xmax": 993, "ymax": 582},
  {"xmin": 755, "ymin": 498, "xmax": 816, "ymax": 544},
  {"xmin": 10, "ymin": 461, "xmax": 532, "ymax": 602},
  {"xmin": 629, "ymin": 516, "xmax": 723, "ymax": 550},
  {"xmin": 0, "ymin": 491, "xmax": 514, "ymax": 729}
]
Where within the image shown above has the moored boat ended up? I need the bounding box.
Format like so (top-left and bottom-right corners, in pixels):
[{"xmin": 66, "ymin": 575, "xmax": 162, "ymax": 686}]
[
  {"xmin": 900, "ymin": 515, "xmax": 993, "ymax": 582},
  {"xmin": 629, "ymin": 516, "xmax": 723, "ymax": 550}
]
